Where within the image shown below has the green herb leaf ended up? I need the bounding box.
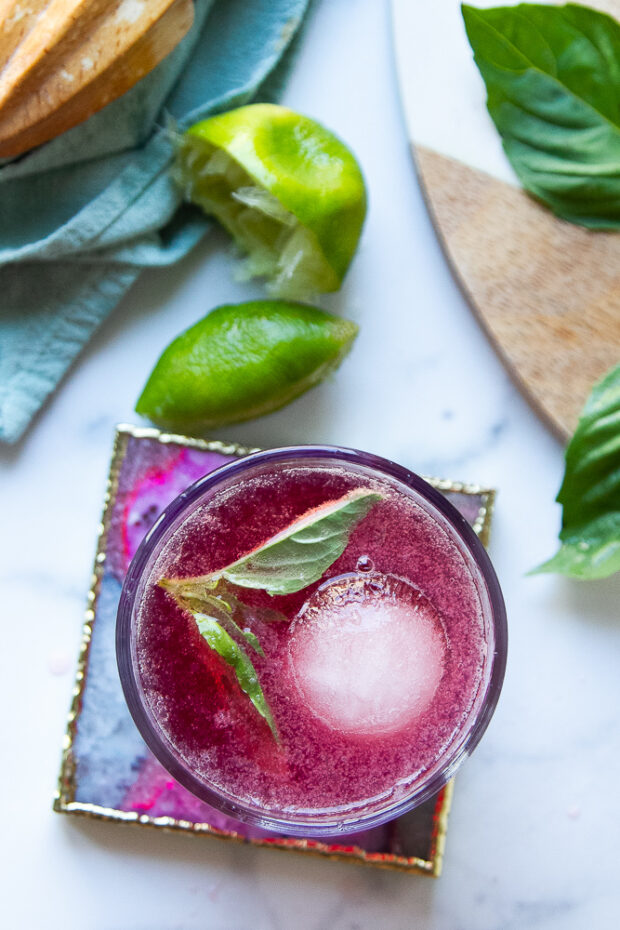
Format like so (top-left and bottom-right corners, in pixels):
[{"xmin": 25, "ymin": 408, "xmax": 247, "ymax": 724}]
[
  {"xmin": 159, "ymin": 487, "xmax": 381, "ymax": 738},
  {"xmin": 169, "ymin": 487, "xmax": 382, "ymax": 597},
  {"xmin": 193, "ymin": 613, "xmax": 278, "ymax": 740},
  {"xmin": 215, "ymin": 581, "xmax": 289, "ymax": 626},
  {"xmin": 533, "ymin": 363, "xmax": 620, "ymax": 579},
  {"xmin": 462, "ymin": 3, "xmax": 620, "ymax": 228},
  {"xmin": 159, "ymin": 575, "xmax": 286, "ymax": 656},
  {"xmin": 196, "ymin": 594, "xmax": 265, "ymax": 656},
  {"xmin": 219, "ymin": 487, "xmax": 382, "ymax": 594},
  {"xmin": 217, "ymin": 611, "xmax": 265, "ymax": 657}
]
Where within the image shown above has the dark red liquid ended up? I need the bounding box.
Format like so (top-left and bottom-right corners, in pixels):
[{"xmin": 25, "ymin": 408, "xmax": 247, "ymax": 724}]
[{"xmin": 134, "ymin": 462, "xmax": 491, "ymax": 821}]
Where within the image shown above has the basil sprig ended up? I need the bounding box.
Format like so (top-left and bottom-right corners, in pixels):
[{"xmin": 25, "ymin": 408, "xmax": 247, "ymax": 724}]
[
  {"xmin": 534, "ymin": 363, "xmax": 620, "ymax": 579},
  {"xmin": 164, "ymin": 487, "xmax": 382, "ymax": 599},
  {"xmin": 160, "ymin": 581, "xmax": 267, "ymax": 655},
  {"xmin": 161, "ymin": 487, "xmax": 382, "ymax": 737},
  {"xmin": 463, "ymin": 3, "xmax": 620, "ymax": 228},
  {"xmin": 193, "ymin": 613, "xmax": 278, "ymax": 740}
]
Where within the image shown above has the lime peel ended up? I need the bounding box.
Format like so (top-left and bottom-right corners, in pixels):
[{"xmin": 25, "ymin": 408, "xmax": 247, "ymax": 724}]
[{"xmin": 135, "ymin": 299, "xmax": 359, "ymax": 431}]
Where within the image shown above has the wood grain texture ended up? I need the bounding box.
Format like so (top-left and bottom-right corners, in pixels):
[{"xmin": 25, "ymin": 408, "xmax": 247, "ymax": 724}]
[
  {"xmin": 0, "ymin": 0, "xmax": 194, "ymax": 157},
  {"xmin": 415, "ymin": 145, "xmax": 620, "ymax": 440}
]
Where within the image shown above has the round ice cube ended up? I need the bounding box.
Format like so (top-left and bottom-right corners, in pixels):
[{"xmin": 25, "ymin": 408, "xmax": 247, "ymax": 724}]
[{"xmin": 288, "ymin": 573, "xmax": 447, "ymax": 737}]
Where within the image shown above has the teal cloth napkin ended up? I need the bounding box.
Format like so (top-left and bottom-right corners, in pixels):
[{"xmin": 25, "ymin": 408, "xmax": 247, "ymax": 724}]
[{"xmin": 0, "ymin": 0, "xmax": 310, "ymax": 443}]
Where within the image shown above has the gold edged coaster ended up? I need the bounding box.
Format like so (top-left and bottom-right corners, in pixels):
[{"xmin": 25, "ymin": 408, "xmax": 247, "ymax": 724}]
[{"xmin": 54, "ymin": 424, "xmax": 496, "ymax": 878}]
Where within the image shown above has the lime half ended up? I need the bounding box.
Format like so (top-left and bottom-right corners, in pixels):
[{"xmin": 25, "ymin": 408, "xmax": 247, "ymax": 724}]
[
  {"xmin": 175, "ymin": 104, "xmax": 367, "ymax": 298},
  {"xmin": 135, "ymin": 300, "xmax": 358, "ymax": 431}
]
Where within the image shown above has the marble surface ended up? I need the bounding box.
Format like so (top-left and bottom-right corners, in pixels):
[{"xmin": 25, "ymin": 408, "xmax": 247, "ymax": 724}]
[{"xmin": 1, "ymin": 1, "xmax": 618, "ymax": 927}]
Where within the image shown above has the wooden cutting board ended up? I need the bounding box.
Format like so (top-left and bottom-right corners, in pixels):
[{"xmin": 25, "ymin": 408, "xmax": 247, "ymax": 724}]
[
  {"xmin": 391, "ymin": 0, "xmax": 620, "ymax": 441},
  {"xmin": 0, "ymin": 0, "xmax": 194, "ymax": 158}
]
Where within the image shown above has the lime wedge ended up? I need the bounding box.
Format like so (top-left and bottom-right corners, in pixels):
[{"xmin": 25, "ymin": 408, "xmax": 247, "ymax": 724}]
[
  {"xmin": 174, "ymin": 104, "xmax": 367, "ymax": 298},
  {"xmin": 135, "ymin": 300, "xmax": 358, "ymax": 431}
]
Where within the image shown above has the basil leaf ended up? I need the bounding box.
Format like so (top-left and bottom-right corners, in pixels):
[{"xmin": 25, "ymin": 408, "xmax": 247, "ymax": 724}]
[
  {"xmin": 195, "ymin": 594, "xmax": 265, "ymax": 656},
  {"xmin": 534, "ymin": 363, "xmax": 620, "ymax": 578},
  {"xmin": 535, "ymin": 514, "xmax": 620, "ymax": 579},
  {"xmin": 215, "ymin": 581, "xmax": 289, "ymax": 625},
  {"xmin": 463, "ymin": 3, "xmax": 620, "ymax": 228},
  {"xmin": 217, "ymin": 611, "xmax": 264, "ymax": 657},
  {"xmin": 159, "ymin": 581, "xmax": 265, "ymax": 655},
  {"xmin": 216, "ymin": 487, "xmax": 382, "ymax": 595},
  {"xmin": 193, "ymin": 613, "xmax": 278, "ymax": 740},
  {"xmin": 162, "ymin": 487, "xmax": 381, "ymax": 598}
]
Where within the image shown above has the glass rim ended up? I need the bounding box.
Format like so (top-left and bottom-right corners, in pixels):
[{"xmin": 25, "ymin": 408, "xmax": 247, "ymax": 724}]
[{"xmin": 116, "ymin": 444, "xmax": 507, "ymax": 837}]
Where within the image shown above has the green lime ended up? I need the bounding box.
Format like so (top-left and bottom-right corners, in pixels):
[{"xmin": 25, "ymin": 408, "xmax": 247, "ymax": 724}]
[
  {"xmin": 135, "ymin": 300, "xmax": 358, "ymax": 430},
  {"xmin": 175, "ymin": 104, "xmax": 367, "ymax": 298}
]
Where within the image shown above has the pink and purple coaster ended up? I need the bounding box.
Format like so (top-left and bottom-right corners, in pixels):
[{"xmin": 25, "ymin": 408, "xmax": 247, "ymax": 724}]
[{"xmin": 54, "ymin": 425, "xmax": 496, "ymax": 876}]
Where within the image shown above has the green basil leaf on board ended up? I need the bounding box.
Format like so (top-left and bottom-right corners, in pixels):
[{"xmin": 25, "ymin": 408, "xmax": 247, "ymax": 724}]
[
  {"xmin": 162, "ymin": 488, "xmax": 383, "ymax": 599},
  {"xmin": 533, "ymin": 363, "xmax": 620, "ymax": 579},
  {"xmin": 193, "ymin": 613, "xmax": 278, "ymax": 740},
  {"xmin": 462, "ymin": 3, "xmax": 620, "ymax": 228}
]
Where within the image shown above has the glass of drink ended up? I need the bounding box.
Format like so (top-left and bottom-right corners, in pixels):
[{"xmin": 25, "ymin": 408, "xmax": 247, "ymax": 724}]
[{"xmin": 117, "ymin": 445, "xmax": 507, "ymax": 836}]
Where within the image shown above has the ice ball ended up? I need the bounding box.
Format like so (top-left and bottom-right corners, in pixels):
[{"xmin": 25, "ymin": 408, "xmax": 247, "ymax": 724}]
[{"xmin": 288, "ymin": 573, "xmax": 447, "ymax": 737}]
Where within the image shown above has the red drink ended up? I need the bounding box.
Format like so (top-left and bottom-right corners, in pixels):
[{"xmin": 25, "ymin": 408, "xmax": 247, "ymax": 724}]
[{"xmin": 118, "ymin": 447, "xmax": 506, "ymax": 835}]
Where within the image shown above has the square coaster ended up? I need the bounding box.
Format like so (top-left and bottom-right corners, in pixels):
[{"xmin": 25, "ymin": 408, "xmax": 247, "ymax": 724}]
[{"xmin": 54, "ymin": 425, "xmax": 496, "ymax": 877}]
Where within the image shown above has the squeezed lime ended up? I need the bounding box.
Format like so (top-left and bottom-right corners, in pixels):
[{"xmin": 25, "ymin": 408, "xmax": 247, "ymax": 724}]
[{"xmin": 175, "ymin": 104, "xmax": 367, "ymax": 298}]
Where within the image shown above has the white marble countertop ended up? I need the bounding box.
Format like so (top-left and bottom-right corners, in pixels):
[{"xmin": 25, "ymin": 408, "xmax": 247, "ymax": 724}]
[{"xmin": 1, "ymin": 1, "xmax": 618, "ymax": 927}]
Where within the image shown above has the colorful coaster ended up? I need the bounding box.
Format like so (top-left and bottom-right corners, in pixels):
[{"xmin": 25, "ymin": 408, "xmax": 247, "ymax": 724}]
[{"xmin": 54, "ymin": 425, "xmax": 496, "ymax": 877}]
